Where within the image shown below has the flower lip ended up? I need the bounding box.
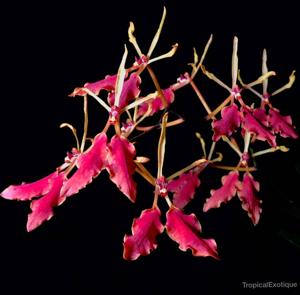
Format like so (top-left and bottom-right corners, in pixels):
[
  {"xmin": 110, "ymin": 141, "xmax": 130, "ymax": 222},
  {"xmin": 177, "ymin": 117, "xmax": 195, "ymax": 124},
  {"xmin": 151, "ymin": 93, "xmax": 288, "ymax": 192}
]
[
  {"xmin": 263, "ymin": 92, "xmax": 270, "ymax": 100},
  {"xmin": 240, "ymin": 152, "xmax": 250, "ymax": 167},
  {"xmin": 156, "ymin": 176, "xmax": 168, "ymax": 197},
  {"xmin": 231, "ymin": 85, "xmax": 241, "ymax": 98},
  {"xmin": 109, "ymin": 105, "xmax": 121, "ymax": 125},
  {"xmin": 134, "ymin": 55, "xmax": 149, "ymax": 65},
  {"xmin": 121, "ymin": 120, "xmax": 134, "ymax": 134}
]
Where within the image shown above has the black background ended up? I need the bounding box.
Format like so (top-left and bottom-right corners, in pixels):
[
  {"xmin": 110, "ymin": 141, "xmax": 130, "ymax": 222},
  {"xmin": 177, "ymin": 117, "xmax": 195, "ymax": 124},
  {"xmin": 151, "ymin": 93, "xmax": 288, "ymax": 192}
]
[{"xmin": 0, "ymin": 0, "xmax": 299, "ymax": 294}]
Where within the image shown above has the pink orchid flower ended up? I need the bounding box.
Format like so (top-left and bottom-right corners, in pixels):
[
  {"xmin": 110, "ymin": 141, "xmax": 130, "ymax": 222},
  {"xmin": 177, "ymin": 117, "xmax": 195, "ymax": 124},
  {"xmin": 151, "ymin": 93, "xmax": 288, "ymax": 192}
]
[
  {"xmin": 123, "ymin": 113, "xmax": 218, "ymax": 260},
  {"xmin": 240, "ymin": 50, "xmax": 298, "ymax": 141},
  {"xmin": 1, "ymin": 132, "xmax": 110, "ymax": 231}
]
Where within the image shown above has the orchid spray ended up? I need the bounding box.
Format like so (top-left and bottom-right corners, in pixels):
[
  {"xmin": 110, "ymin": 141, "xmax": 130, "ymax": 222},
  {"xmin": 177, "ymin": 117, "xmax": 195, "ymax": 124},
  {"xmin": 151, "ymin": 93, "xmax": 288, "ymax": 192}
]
[{"xmin": 1, "ymin": 7, "xmax": 297, "ymax": 260}]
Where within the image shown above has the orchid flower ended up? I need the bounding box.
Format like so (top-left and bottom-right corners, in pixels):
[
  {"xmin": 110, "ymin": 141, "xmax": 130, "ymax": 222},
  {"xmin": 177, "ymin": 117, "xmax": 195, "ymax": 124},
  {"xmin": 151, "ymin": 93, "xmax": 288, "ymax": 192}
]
[
  {"xmin": 198, "ymin": 38, "xmax": 278, "ymax": 147},
  {"xmin": 124, "ymin": 113, "xmax": 218, "ymax": 260},
  {"xmin": 1, "ymin": 131, "xmax": 107, "ymax": 231},
  {"xmin": 239, "ymin": 49, "xmax": 298, "ymax": 140},
  {"xmin": 204, "ymin": 130, "xmax": 263, "ymax": 225}
]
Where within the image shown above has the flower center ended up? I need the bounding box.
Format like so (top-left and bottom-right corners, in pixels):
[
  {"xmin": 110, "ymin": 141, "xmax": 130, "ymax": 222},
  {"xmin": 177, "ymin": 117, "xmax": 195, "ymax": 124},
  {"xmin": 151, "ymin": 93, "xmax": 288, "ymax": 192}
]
[
  {"xmin": 231, "ymin": 85, "xmax": 241, "ymax": 99},
  {"xmin": 135, "ymin": 55, "xmax": 149, "ymax": 65},
  {"xmin": 240, "ymin": 152, "xmax": 250, "ymax": 167},
  {"xmin": 121, "ymin": 120, "xmax": 134, "ymax": 134},
  {"xmin": 109, "ymin": 106, "xmax": 121, "ymax": 125},
  {"xmin": 156, "ymin": 176, "xmax": 168, "ymax": 197}
]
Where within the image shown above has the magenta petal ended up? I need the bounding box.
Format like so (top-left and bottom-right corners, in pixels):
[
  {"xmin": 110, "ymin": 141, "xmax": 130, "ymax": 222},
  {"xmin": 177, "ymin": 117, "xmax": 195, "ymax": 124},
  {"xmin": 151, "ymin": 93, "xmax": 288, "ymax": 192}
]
[
  {"xmin": 203, "ymin": 171, "xmax": 240, "ymax": 212},
  {"xmin": 123, "ymin": 208, "xmax": 164, "ymax": 260},
  {"xmin": 60, "ymin": 133, "xmax": 108, "ymax": 201},
  {"xmin": 137, "ymin": 88, "xmax": 175, "ymax": 117},
  {"xmin": 84, "ymin": 75, "xmax": 117, "ymax": 94},
  {"xmin": 242, "ymin": 107, "xmax": 277, "ymax": 147},
  {"xmin": 237, "ymin": 173, "xmax": 262, "ymax": 225},
  {"xmin": 253, "ymin": 108, "xmax": 268, "ymax": 126},
  {"xmin": 27, "ymin": 173, "xmax": 65, "ymax": 232},
  {"xmin": 166, "ymin": 208, "xmax": 219, "ymax": 259},
  {"xmin": 269, "ymin": 108, "xmax": 298, "ymax": 139},
  {"xmin": 1, "ymin": 172, "xmax": 58, "ymax": 201},
  {"xmin": 108, "ymin": 73, "xmax": 141, "ymax": 108},
  {"xmin": 107, "ymin": 135, "xmax": 137, "ymax": 202},
  {"xmin": 69, "ymin": 74, "xmax": 117, "ymax": 97},
  {"xmin": 212, "ymin": 103, "xmax": 241, "ymax": 141},
  {"xmin": 167, "ymin": 170, "xmax": 201, "ymax": 209}
]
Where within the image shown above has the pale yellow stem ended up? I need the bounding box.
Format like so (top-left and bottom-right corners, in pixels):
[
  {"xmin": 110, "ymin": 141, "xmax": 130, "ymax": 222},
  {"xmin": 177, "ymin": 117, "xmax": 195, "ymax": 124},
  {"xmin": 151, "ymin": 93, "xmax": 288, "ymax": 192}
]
[
  {"xmin": 262, "ymin": 49, "xmax": 268, "ymax": 94},
  {"xmin": 60, "ymin": 123, "xmax": 80, "ymax": 151},
  {"xmin": 205, "ymin": 94, "xmax": 233, "ymax": 120},
  {"xmin": 135, "ymin": 162, "xmax": 156, "ymax": 186},
  {"xmin": 208, "ymin": 141, "xmax": 216, "ymax": 160},
  {"xmin": 195, "ymin": 132, "xmax": 207, "ymax": 158},
  {"xmin": 232, "ymin": 36, "xmax": 238, "ymax": 88},
  {"xmin": 148, "ymin": 43, "xmax": 178, "ymax": 65},
  {"xmin": 114, "ymin": 45, "xmax": 128, "ymax": 107},
  {"xmin": 211, "ymin": 164, "xmax": 256, "ymax": 172},
  {"xmin": 222, "ymin": 136, "xmax": 242, "ymax": 157},
  {"xmin": 165, "ymin": 195, "xmax": 173, "ymax": 208},
  {"xmin": 147, "ymin": 65, "xmax": 167, "ymax": 108},
  {"xmin": 271, "ymin": 70, "xmax": 296, "ymax": 96},
  {"xmin": 191, "ymin": 34, "xmax": 213, "ymax": 79},
  {"xmin": 128, "ymin": 21, "xmax": 143, "ymax": 57},
  {"xmin": 252, "ymin": 146, "xmax": 289, "ymax": 157},
  {"xmin": 82, "ymin": 88, "xmax": 111, "ymax": 112},
  {"xmin": 167, "ymin": 159, "xmax": 208, "ymax": 181},
  {"xmin": 147, "ymin": 6, "xmax": 167, "ymax": 57},
  {"xmin": 80, "ymin": 95, "xmax": 89, "ymax": 152},
  {"xmin": 190, "ymin": 80, "xmax": 212, "ymax": 115},
  {"xmin": 157, "ymin": 113, "xmax": 168, "ymax": 178}
]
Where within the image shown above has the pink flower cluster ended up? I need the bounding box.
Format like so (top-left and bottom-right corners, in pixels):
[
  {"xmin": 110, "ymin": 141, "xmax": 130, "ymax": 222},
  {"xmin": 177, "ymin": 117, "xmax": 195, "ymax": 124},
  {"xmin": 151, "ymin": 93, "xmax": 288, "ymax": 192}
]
[{"xmin": 1, "ymin": 8, "xmax": 297, "ymax": 260}]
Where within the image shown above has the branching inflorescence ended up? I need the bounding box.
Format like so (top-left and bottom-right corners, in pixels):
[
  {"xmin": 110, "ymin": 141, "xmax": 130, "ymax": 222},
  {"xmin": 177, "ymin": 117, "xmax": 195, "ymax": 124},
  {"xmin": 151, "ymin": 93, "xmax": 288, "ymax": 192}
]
[{"xmin": 1, "ymin": 7, "xmax": 298, "ymax": 260}]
